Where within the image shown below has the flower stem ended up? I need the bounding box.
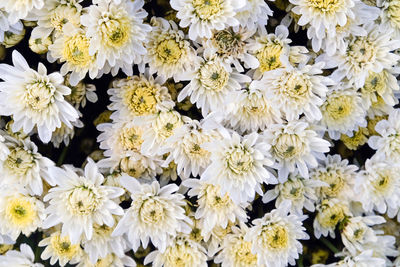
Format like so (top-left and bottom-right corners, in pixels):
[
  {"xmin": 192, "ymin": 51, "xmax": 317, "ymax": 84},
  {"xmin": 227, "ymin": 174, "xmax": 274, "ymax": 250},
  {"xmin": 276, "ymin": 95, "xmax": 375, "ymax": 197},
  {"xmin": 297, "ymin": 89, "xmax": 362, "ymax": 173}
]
[{"xmin": 57, "ymin": 145, "xmax": 69, "ymax": 166}]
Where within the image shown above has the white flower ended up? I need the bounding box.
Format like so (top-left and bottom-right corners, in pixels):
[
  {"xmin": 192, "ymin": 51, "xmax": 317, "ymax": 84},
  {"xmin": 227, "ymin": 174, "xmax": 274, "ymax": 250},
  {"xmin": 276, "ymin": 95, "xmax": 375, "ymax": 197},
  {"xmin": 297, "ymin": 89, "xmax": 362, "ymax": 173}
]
[
  {"xmin": 0, "ymin": 50, "xmax": 79, "ymax": 143},
  {"xmin": 312, "ymin": 249, "xmax": 386, "ymax": 267},
  {"xmin": 254, "ymin": 62, "xmax": 332, "ymax": 122},
  {"xmin": 234, "ymin": 0, "xmax": 273, "ymax": 30},
  {"xmin": 263, "ymin": 120, "xmax": 331, "ymax": 181},
  {"xmin": 378, "ymin": 0, "xmax": 400, "ymax": 38},
  {"xmin": 263, "ymin": 172, "xmax": 326, "ymax": 215},
  {"xmin": 0, "ymin": 137, "xmax": 54, "ymax": 196},
  {"xmin": 112, "ymin": 177, "xmax": 191, "ymax": 252},
  {"xmin": 170, "ymin": 0, "xmax": 245, "ymax": 40},
  {"xmin": 201, "ymin": 130, "xmax": 276, "ymax": 204},
  {"xmin": 214, "ymin": 223, "xmax": 258, "ymax": 267},
  {"xmin": 0, "ymin": 9, "xmax": 24, "ymax": 43},
  {"xmin": 178, "ymin": 53, "xmax": 251, "ymax": 116},
  {"xmin": 144, "ymin": 235, "xmax": 207, "ymax": 267},
  {"xmin": 0, "ymin": 0, "xmax": 44, "ymax": 24},
  {"xmin": 310, "ymin": 154, "xmax": 358, "ymax": 201},
  {"xmin": 245, "ymin": 201, "xmax": 309, "ymax": 267},
  {"xmin": 81, "ymin": 0, "xmax": 151, "ymax": 76},
  {"xmin": 368, "ymin": 109, "xmax": 400, "ymax": 161},
  {"xmin": 0, "ymin": 186, "xmax": 45, "ymax": 241},
  {"xmin": 42, "ymin": 158, "xmax": 124, "ymax": 244},
  {"xmin": 320, "ymin": 86, "xmax": 367, "ymax": 139},
  {"xmin": 0, "ymin": 244, "xmax": 43, "ymax": 267},
  {"xmin": 77, "ymin": 253, "xmax": 137, "ymax": 267},
  {"xmin": 183, "ymin": 179, "xmax": 248, "ymax": 235},
  {"xmin": 144, "ymin": 17, "xmax": 197, "ymax": 81},
  {"xmin": 318, "ymin": 23, "xmax": 400, "ymax": 88}
]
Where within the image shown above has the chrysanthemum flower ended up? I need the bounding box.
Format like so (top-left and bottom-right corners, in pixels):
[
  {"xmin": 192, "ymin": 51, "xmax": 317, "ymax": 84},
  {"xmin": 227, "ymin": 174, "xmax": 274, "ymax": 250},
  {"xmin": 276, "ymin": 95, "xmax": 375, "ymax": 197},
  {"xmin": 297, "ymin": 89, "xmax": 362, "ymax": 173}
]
[
  {"xmin": 0, "ymin": 10, "xmax": 24, "ymax": 43},
  {"xmin": 77, "ymin": 253, "xmax": 137, "ymax": 267},
  {"xmin": 0, "ymin": 50, "xmax": 79, "ymax": 143},
  {"xmin": 245, "ymin": 201, "xmax": 309, "ymax": 267},
  {"xmin": 81, "ymin": 0, "xmax": 151, "ymax": 76},
  {"xmin": 378, "ymin": 0, "xmax": 400, "ymax": 38},
  {"xmin": 42, "ymin": 158, "xmax": 124, "ymax": 244},
  {"xmin": 0, "ymin": 243, "xmax": 43, "ymax": 267},
  {"xmin": 0, "ymin": 0, "xmax": 44, "ymax": 24},
  {"xmin": 112, "ymin": 177, "xmax": 191, "ymax": 252},
  {"xmin": 234, "ymin": 0, "xmax": 273, "ymax": 30}
]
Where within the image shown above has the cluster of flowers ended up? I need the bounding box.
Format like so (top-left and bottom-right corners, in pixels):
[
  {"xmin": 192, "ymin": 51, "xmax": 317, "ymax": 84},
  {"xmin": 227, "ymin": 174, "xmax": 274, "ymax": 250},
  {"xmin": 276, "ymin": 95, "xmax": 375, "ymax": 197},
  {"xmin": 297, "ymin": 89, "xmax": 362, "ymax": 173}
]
[{"xmin": 0, "ymin": 0, "xmax": 399, "ymax": 266}]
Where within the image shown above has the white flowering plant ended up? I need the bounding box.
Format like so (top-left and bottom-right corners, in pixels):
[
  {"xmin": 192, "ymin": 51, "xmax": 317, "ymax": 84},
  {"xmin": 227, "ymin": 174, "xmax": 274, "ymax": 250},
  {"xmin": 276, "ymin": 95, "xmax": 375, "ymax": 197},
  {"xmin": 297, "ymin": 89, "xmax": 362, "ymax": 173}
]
[{"xmin": 0, "ymin": 0, "xmax": 399, "ymax": 266}]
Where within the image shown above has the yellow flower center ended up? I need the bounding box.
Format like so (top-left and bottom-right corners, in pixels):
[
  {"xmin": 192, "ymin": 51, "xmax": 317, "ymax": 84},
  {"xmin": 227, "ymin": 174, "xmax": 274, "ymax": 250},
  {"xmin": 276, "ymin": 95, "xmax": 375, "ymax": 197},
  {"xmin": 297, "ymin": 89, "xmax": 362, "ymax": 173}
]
[
  {"xmin": 50, "ymin": 5, "xmax": 80, "ymax": 33},
  {"xmin": 156, "ymin": 39, "xmax": 183, "ymax": 64},
  {"xmin": 62, "ymin": 33, "xmax": 93, "ymax": 68},
  {"xmin": 154, "ymin": 112, "xmax": 183, "ymax": 140},
  {"xmin": 119, "ymin": 157, "xmax": 146, "ymax": 178},
  {"xmin": 257, "ymin": 43, "xmax": 283, "ymax": 72},
  {"xmin": 340, "ymin": 127, "xmax": 369, "ymax": 150},
  {"xmin": 305, "ymin": 0, "xmax": 344, "ymax": 13},
  {"xmin": 362, "ymin": 71, "xmax": 387, "ymax": 98},
  {"xmin": 199, "ymin": 61, "xmax": 229, "ymax": 92},
  {"xmin": 25, "ymin": 79, "xmax": 55, "ymax": 111},
  {"xmin": 100, "ymin": 15, "xmax": 131, "ymax": 48},
  {"xmin": 280, "ymin": 72, "xmax": 312, "ymax": 101},
  {"xmin": 387, "ymin": 0, "xmax": 400, "ymax": 28},
  {"xmin": 225, "ymin": 146, "xmax": 254, "ymax": 175},
  {"xmin": 317, "ymin": 203, "xmax": 345, "ymax": 228},
  {"xmin": 94, "ymin": 254, "xmax": 115, "ymax": 267},
  {"xmin": 4, "ymin": 147, "xmax": 35, "ymax": 177},
  {"xmin": 204, "ymin": 184, "xmax": 231, "ymax": 210},
  {"xmin": 119, "ymin": 126, "xmax": 143, "ymax": 152},
  {"xmin": 280, "ymin": 179, "xmax": 305, "ymax": 200},
  {"xmin": 372, "ymin": 171, "xmax": 392, "ymax": 193},
  {"xmin": 5, "ymin": 196, "xmax": 36, "ymax": 227},
  {"xmin": 139, "ymin": 198, "xmax": 165, "ymax": 224},
  {"xmin": 66, "ymin": 184, "xmax": 104, "ymax": 216},
  {"xmin": 212, "ymin": 29, "xmax": 245, "ymax": 58},
  {"xmin": 273, "ymin": 133, "xmax": 306, "ymax": 160},
  {"xmin": 317, "ymin": 170, "xmax": 345, "ymax": 197},
  {"xmin": 50, "ymin": 234, "xmax": 80, "ymax": 259},
  {"xmin": 231, "ymin": 240, "xmax": 258, "ymax": 266},
  {"xmin": 347, "ymin": 37, "xmax": 377, "ymax": 67},
  {"xmin": 261, "ymin": 224, "xmax": 289, "ymax": 250},
  {"xmin": 323, "ymin": 93, "xmax": 355, "ymax": 121},
  {"xmin": 192, "ymin": 0, "xmax": 222, "ymax": 20}
]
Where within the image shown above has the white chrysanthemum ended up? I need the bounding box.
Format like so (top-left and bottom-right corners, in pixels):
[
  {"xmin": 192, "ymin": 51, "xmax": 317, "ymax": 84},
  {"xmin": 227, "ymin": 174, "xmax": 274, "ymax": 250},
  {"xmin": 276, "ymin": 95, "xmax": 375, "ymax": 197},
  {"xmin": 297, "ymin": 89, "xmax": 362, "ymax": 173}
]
[
  {"xmin": 183, "ymin": 179, "xmax": 247, "ymax": 235},
  {"xmin": 214, "ymin": 223, "xmax": 258, "ymax": 267},
  {"xmin": 310, "ymin": 154, "xmax": 358, "ymax": 201},
  {"xmin": 320, "ymin": 86, "xmax": 367, "ymax": 139},
  {"xmin": 178, "ymin": 53, "xmax": 251, "ymax": 116},
  {"xmin": 0, "ymin": 186, "xmax": 45, "ymax": 241},
  {"xmin": 222, "ymin": 81, "xmax": 282, "ymax": 134},
  {"xmin": 50, "ymin": 119, "xmax": 83, "ymax": 148},
  {"xmin": 312, "ymin": 249, "xmax": 386, "ymax": 267},
  {"xmin": 254, "ymin": 62, "xmax": 332, "ymax": 122},
  {"xmin": 0, "ymin": 137, "xmax": 54, "ymax": 195},
  {"xmin": 39, "ymin": 230, "xmax": 83, "ymax": 267},
  {"xmin": 77, "ymin": 253, "xmax": 137, "ymax": 267},
  {"xmin": 263, "ymin": 172, "xmax": 326, "ymax": 215},
  {"xmin": 319, "ymin": 23, "xmax": 400, "ymax": 88},
  {"xmin": 368, "ymin": 109, "xmax": 400, "ymax": 161},
  {"xmin": 30, "ymin": 0, "xmax": 82, "ymax": 39},
  {"xmin": 378, "ymin": 0, "xmax": 400, "ymax": 38},
  {"xmin": 0, "ymin": 244, "xmax": 43, "ymax": 267},
  {"xmin": 108, "ymin": 72, "xmax": 173, "ymax": 121},
  {"xmin": 113, "ymin": 177, "xmax": 191, "ymax": 252},
  {"xmin": 0, "ymin": 10, "xmax": 24, "ymax": 43},
  {"xmin": 48, "ymin": 23, "xmax": 99, "ymax": 86},
  {"xmin": 263, "ymin": 120, "xmax": 330, "ymax": 181},
  {"xmin": 234, "ymin": 0, "xmax": 273, "ymax": 30},
  {"xmin": 313, "ymin": 198, "xmax": 351, "ymax": 238},
  {"xmin": 144, "ymin": 235, "xmax": 207, "ymax": 267},
  {"xmin": 202, "ymin": 223, "xmax": 234, "ymax": 257},
  {"xmin": 170, "ymin": 0, "xmax": 245, "ymax": 40},
  {"xmin": 201, "ymin": 131, "xmax": 276, "ymax": 204},
  {"xmin": 0, "ymin": 50, "xmax": 79, "ymax": 143},
  {"xmin": 0, "ymin": 0, "xmax": 43, "ymax": 24},
  {"xmin": 203, "ymin": 27, "xmax": 259, "ymax": 72},
  {"xmin": 82, "ymin": 221, "xmax": 129, "ymax": 264},
  {"xmin": 64, "ymin": 74, "xmax": 98, "ymax": 109},
  {"xmin": 355, "ymin": 159, "xmax": 400, "ymax": 215},
  {"xmin": 162, "ymin": 120, "xmax": 219, "ymax": 179},
  {"xmin": 245, "ymin": 201, "xmax": 309, "ymax": 267},
  {"xmin": 340, "ymin": 215, "xmax": 385, "ymax": 255},
  {"xmin": 365, "ymin": 235, "xmax": 398, "ymax": 266},
  {"xmin": 144, "ymin": 17, "xmax": 197, "ymax": 81},
  {"xmin": 81, "ymin": 0, "xmax": 151, "ymax": 76},
  {"xmin": 42, "ymin": 159, "xmax": 124, "ymax": 244}
]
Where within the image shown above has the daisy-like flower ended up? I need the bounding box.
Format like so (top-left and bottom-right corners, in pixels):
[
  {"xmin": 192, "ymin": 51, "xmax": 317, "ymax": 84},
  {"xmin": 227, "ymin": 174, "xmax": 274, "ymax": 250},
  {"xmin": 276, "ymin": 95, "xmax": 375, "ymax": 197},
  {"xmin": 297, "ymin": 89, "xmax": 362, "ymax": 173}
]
[
  {"xmin": 319, "ymin": 23, "xmax": 400, "ymax": 88},
  {"xmin": 0, "ymin": 50, "xmax": 79, "ymax": 143},
  {"xmin": 368, "ymin": 109, "xmax": 400, "ymax": 161},
  {"xmin": 201, "ymin": 130, "xmax": 276, "ymax": 204},
  {"xmin": 234, "ymin": 0, "xmax": 273, "ymax": 30},
  {"xmin": 81, "ymin": 0, "xmax": 151, "ymax": 76},
  {"xmin": 245, "ymin": 201, "xmax": 309, "ymax": 267},
  {"xmin": 313, "ymin": 198, "xmax": 351, "ymax": 238},
  {"xmin": 214, "ymin": 223, "xmax": 258, "ymax": 267},
  {"xmin": 42, "ymin": 158, "xmax": 124, "ymax": 244},
  {"xmin": 170, "ymin": 0, "xmax": 245, "ymax": 40},
  {"xmin": 222, "ymin": 81, "xmax": 282, "ymax": 134},
  {"xmin": 30, "ymin": 0, "xmax": 82, "ymax": 39},
  {"xmin": 310, "ymin": 154, "xmax": 358, "ymax": 201},
  {"xmin": 0, "ymin": 137, "xmax": 54, "ymax": 196},
  {"xmin": 48, "ymin": 23, "xmax": 99, "ymax": 86},
  {"xmin": 203, "ymin": 27, "xmax": 259, "ymax": 72},
  {"xmin": 77, "ymin": 253, "xmax": 137, "ymax": 267},
  {"xmin": 183, "ymin": 179, "xmax": 248, "ymax": 235},
  {"xmin": 178, "ymin": 52, "xmax": 251, "ymax": 116},
  {"xmin": 355, "ymin": 159, "xmax": 400, "ymax": 215},
  {"xmin": 39, "ymin": 230, "xmax": 83, "ymax": 266},
  {"xmin": 0, "ymin": 244, "xmax": 43, "ymax": 267},
  {"xmin": 263, "ymin": 120, "xmax": 330, "ymax": 181},
  {"xmin": 0, "ymin": 186, "xmax": 45, "ymax": 241},
  {"xmin": 263, "ymin": 172, "xmax": 326, "ymax": 214},
  {"xmin": 144, "ymin": 235, "xmax": 207, "ymax": 267},
  {"xmin": 0, "ymin": 0, "xmax": 44, "ymax": 24},
  {"xmin": 108, "ymin": 72, "xmax": 173, "ymax": 121},
  {"xmin": 144, "ymin": 17, "xmax": 197, "ymax": 81},
  {"xmin": 112, "ymin": 177, "xmax": 191, "ymax": 252},
  {"xmin": 378, "ymin": 0, "xmax": 400, "ymax": 38},
  {"xmin": 254, "ymin": 62, "xmax": 332, "ymax": 122},
  {"xmin": 320, "ymin": 86, "xmax": 367, "ymax": 139},
  {"xmin": 162, "ymin": 119, "xmax": 218, "ymax": 179}
]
